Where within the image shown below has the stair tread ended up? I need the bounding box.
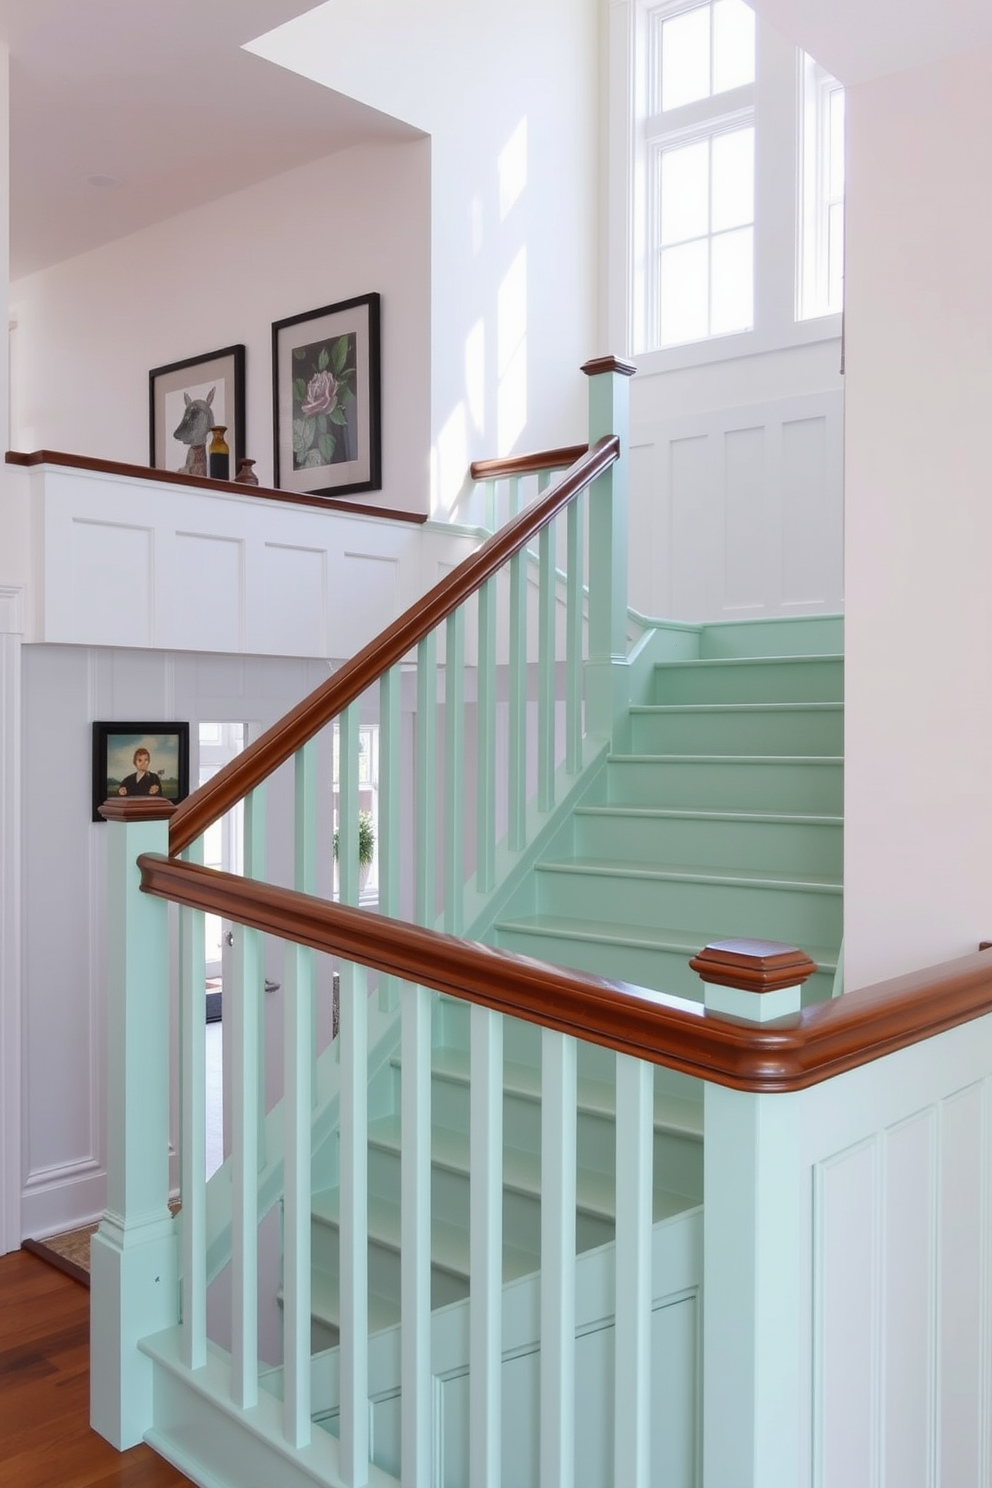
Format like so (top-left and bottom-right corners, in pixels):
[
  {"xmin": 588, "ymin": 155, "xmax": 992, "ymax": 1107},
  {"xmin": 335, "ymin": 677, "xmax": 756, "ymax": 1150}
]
[
  {"xmin": 631, "ymin": 701, "xmax": 843, "ymax": 715},
  {"xmin": 311, "ymin": 1186, "xmax": 540, "ymax": 1281},
  {"xmin": 367, "ymin": 1114, "xmax": 628, "ymax": 1220},
  {"xmin": 496, "ymin": 912, "xmax": 838, "ymax": 969},
  {"xmin": 575, "ymin": 804, "xmax": 842, "ymax": 826},
  {"xmin": 426, "ymin": 1046, "xmax": 703, "ymax": 1137},
  {"xmin": 609, "ymin": 752, "xmax": 842, "ymax": 764},
  {"xmin": 653, "ymin": 652, "xmax": 843, "ymax": 668},
  {"xmin": 534, "ymin": 856, "xmax": 842, "ymax": 893}
]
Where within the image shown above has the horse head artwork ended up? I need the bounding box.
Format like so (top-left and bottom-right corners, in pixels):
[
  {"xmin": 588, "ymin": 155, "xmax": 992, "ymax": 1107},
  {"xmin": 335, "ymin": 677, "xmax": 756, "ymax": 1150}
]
[{"xmin": 173, "ymin": 386, "xmax": 216, "ymax": 473}]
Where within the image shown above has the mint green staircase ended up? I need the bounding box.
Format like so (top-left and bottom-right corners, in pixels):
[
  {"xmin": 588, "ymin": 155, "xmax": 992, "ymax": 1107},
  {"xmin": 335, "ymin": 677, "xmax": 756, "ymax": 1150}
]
[
  {"xmin": 493, "ymin": 617, "xmax": 843, "ymax": 1005},
  {"xmin": 301, "ymin": 615, "xmax": 842, "ymax": 1352}
]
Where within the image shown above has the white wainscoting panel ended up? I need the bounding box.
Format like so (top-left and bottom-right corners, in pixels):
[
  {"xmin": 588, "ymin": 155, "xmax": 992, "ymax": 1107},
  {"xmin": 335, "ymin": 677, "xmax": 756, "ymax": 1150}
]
[
  {"xmin": 630, "ymin": 391, "xmax": 843, "ymax": 622},
  {"xmin": 16, "ymin": 464, "xmax": 482, "ymax": 658},
  {"xmin": 799, "ymin": 1022, "xmax": 992, "ymax": 1488},
  {"xmin": 70, "ymin": 518, "xmax": 154, "ymax": 647}
]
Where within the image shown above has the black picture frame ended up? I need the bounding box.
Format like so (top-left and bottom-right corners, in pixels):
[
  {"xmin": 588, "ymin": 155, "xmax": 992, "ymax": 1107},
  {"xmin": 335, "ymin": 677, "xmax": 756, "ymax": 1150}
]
[
  {"xmin": 149, "ymin": 345, "xmax": 246, "ymax": 475},
  {"xmin": 92, "ymin": 721, "xmax": 190, "ymax": 822},
  {"xmin": 272, "ymin": 292, "xmax": 381, "ymax": 498}
]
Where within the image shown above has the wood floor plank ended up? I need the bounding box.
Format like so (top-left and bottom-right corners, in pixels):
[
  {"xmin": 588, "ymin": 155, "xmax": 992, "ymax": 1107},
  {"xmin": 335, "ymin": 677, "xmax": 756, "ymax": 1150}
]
[{"xmin": 0, "ymin": 1251, "xmax": 195, "ymax": 1488}]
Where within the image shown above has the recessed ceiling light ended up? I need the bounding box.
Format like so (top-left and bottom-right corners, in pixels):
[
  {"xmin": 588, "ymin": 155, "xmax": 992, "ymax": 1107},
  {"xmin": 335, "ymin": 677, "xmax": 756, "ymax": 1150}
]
[{"xmin": 83, "ymin": 173, "xmax": 124, "ymax": 190}]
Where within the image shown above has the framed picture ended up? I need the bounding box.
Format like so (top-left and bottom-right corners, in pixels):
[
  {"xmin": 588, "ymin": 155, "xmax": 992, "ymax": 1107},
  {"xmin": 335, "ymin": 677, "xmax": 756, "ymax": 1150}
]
[
  {"xmin": 272, "ymin": 292, "xmax": 381, "ymax": 498},
  {"xmin": 149, "ymin": 345, "xmax": 246, "ymax": 475},
  {"xmin": 92, "ymin": 722, "xmax": 190, "ymax": 822}
]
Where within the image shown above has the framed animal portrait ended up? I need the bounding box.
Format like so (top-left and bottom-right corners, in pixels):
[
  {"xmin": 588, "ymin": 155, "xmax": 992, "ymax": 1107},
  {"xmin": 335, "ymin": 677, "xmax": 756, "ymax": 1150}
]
[
  {"xmin": 92, "ymin": 721, "xmax": 190, "ymax": 822},
  {"xmin": 272, "ymin": 293, "xmax": 381, "ymax": 498},
  {"xmin": 149, "ymin": 345, "xmax": 246, "ymax": 477}
]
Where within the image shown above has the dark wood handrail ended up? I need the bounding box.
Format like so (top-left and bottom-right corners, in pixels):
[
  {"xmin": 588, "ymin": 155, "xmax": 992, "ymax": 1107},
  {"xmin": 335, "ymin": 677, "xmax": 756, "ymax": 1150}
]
[
  {"xmin": 469, "ymin": 443, "xmax": 589, "ymax": 481},
  {"xmin": 138, "ymin": 854, "xmax": 992, "ymax": 1094},
  {"xmin": 5, "ymin": 448, "xmax": 428, "ymax": 525},
  {"xmin": 169, "ymin": 436, "xmax": 620, "ymax": 855}
]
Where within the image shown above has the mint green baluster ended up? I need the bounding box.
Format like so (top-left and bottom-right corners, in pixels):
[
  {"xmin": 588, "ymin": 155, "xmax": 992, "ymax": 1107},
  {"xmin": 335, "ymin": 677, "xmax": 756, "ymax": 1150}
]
[
  {"xmin": 91, "ymin": 804, "xmax": 178, "ymax": 1450},
  {"xmin": 401, "ymin": 977, "xmax": 432, "ymax": 1486},
  {"xmin": 508, "ymin": 473, "xmax": 522, "ymax": 517},
  {"xmin": 444, "ymin": 608, "xmax": 466, "ymax": 932},
  {"xmin": 485, "ymin": 477, "xmax": 497, "ymax": 532},
  {"xmin": 537, "ymin": 518, "xmax": 556, "ymax": 811},
  {"xmin": 476, "ymin": 579, "xmax": 497, "ymax": 894},
  {"xmin": 540, "ymin": 1028, "xmax": 577, "ymax": 1488},
  {"xmin": 284, "ymin": 742, "xmax": 315, "ymax": 1446},
  {"xmin": 416, "ymin": 633, "xmax": 438, "ymax": 926},
  {"xmin": 583, "ymin": 358, "xmax": 634, "ymax": 744},
  {"xmin": 378, "ymin": 666, "xmax": 402, "ymax": 1011},
  {"xmin": 340, "ymin": 957, "xmax": 369, "ymax": 1484},
  {"xmin": 470, "ymin": 1004, "xmax": 503, "ymax": 1488},
  {"xmin": 230, "ymin": 783, "xmax": 265, "ymax": 1409},
  {"xmin": 179, "ymin": 836, "xmax": 206, "ymax": 1372},
  {"xmin": 565, "ymin": 492, "xmax": 584, "ymax": 773},
  {"xmin": 508, "ymin": 544, "xmax": 527, "ymax": 851},
  {"xmin": 614, "ymin": 1054, "xmax": 653, "ymax": 1488}
]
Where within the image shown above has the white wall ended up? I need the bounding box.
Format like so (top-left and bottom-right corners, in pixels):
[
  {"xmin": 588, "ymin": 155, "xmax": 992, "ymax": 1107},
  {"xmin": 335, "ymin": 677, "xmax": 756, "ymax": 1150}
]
[
  {"xmin": 247, "ymin": 0, "xmax": 600, "ymax": 515},
  {"xmin": 10, "ymin": 141, "xmax": 432, "ymax": 512},
  {"xmin": 843, "ymin": 47, "xmax": 992, "ymax": 988}
]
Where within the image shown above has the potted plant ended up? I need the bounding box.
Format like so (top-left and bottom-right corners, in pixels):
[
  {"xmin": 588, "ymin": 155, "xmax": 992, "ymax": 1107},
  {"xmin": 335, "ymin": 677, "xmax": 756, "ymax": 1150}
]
[{"xmin": 333, "ymin": 809, "xmax": 376, "ymax": 892}]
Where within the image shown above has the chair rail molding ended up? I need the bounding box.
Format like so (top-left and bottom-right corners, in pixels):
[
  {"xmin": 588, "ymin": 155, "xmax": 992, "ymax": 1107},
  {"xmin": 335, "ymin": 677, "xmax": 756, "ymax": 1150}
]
[{"xmin": 0, "ymin": 583, "xmax": 24, "ymax": 1252}]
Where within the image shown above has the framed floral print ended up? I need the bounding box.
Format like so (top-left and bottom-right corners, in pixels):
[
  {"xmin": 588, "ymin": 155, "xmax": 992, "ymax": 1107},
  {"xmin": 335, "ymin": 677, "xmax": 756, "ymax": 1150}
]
[{"xmin": 271, "ymin": 292, "xmax": 382, "ymax": 499}]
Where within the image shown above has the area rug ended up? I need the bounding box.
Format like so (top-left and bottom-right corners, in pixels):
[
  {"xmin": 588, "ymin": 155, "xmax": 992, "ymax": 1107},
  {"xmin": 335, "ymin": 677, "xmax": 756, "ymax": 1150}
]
[{"xmin": 23, "ymin": 1200, "xmax": 181, "ymax": 1288}]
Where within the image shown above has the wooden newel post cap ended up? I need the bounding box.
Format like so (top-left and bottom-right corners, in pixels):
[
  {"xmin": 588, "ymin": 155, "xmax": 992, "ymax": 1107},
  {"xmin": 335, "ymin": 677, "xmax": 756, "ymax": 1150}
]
[
  {"xmin": 98, "ymin": 798, "xmax": 177, "ymax": 824},
  {"xmin": 580, "ymin": 355, "xmax": 637, "ymax": 379},
  {"xmin": 690, "ymin": 939, "xmax": 818, "ymax": 995}
]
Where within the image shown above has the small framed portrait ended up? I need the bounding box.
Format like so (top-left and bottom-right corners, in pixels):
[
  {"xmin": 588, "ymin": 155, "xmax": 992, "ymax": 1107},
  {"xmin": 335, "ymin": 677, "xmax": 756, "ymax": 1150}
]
[
  {"xmin": 272, "ymin": 292, "xmax": 381, "ymax": 499},
  {"xmin": 92, "ymin": 722, "xmax": 190, "ymax": 822},
  {"xmin": 149, "ymin": 345, "xmax": 246, "ymax": 475}
]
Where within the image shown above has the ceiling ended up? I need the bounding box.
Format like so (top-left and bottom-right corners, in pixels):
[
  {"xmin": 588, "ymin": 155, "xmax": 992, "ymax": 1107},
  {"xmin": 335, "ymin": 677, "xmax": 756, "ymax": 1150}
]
[
  {"xmin": 0, "ymin": 0, "xmax": 416, "ymax": 280},
  {"xmin": 2, "ymin": 0, "xmax": 990, "ymax": 281}
]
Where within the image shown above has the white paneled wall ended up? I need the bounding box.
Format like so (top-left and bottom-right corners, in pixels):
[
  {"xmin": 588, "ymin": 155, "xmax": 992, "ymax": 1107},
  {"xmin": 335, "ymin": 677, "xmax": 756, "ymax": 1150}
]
[{"xmin": 629, "ymin": 391, "xmax": 844, "ymax": 622}]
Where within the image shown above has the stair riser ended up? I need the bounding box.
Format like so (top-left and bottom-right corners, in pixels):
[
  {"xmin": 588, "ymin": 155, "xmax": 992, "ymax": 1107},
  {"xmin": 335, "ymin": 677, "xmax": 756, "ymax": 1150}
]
[
  {"xmin": 571, "ymin": 809, "xmax": 842, "ymax": 876},
  {"xmin": 607, "ymin": 758, "xmax": 842, "ymax": 814},
  {"xmin": 629, "ymin": 707, "xmax": 843, "ymax": 757},
  {"xmin": 652, "ymin": 657, "xmax": 843, "ymax": 704},
  {"xmin": 535, "ymin": 868, "xmax": 841, "ymax": 946},
  {"xmin": 493, "ymin": 923, "xmax": 837, "ymax": 1005}
]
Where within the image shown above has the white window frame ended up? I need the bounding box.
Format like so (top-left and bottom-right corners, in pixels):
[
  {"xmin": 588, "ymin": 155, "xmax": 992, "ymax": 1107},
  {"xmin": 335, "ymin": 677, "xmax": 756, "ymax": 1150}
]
[
  {"xmin": 797, "ymin": 53, "xmax": 845, "ymax": 322},
  {"xmin": 609, "ymin": 0, "xmax": 843, "ymax": 372}
]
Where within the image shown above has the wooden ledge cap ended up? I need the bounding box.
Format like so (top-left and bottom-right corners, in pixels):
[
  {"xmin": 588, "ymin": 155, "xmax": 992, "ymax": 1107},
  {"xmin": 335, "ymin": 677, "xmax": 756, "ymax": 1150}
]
[
  {"xmin": 690, "ymin": 938, "xmax": 818, "ymax": 993},
  {"xmin": 99, "ymin": 798, "xmax": 177, "ymax": 823},
  {"xmin": 581, "ymin": 355, "xmax": 636, "ymax": 378}
]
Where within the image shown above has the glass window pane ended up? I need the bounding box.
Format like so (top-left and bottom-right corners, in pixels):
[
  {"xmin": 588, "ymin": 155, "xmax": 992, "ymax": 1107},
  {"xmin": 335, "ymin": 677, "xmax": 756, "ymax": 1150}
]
[
  {"xmin": 660, "ymin": 139, "xmax": 710, "ymax": 245},
  {"xmin": 662, "ymin": 5, "xmax": 710, "ymax": 111},
  {"xmin": 828, "ymin": 88, "xmax": 846, "ymax": 199},
  {"xmin": 710, "ymin": 226, "xmax": 753, "ymax": 335},
  {"xmin": 711, "ymin": 127, "xmax": 753, "ymax": 232},
  {"xmin": 659, "ymin": 239, "xmax": 709, "ymax": 346},
  {"xmin": 713, "ymin": 0, "xmax": 755, "ymax": 94}
]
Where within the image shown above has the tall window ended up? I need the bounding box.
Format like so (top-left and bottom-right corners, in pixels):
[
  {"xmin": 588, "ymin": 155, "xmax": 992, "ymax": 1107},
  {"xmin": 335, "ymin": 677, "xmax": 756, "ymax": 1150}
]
[
  {"xmin": 639, "ymin": 0, "xmax": 756, "ymax": 350},
  {"xmin": 798, "ymin": 54, "xmax": 845, "ymax": 321}
]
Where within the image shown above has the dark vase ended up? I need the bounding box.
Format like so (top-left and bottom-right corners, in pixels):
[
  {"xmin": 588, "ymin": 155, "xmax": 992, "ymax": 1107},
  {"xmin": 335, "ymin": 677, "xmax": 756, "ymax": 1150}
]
[
  {"xmin": 235, "ymin": 458, "xmax": 259, "ymax": 486},
  {"xmin": 208, "ymin": 426, "xmax": 230, "ymax": 480}
]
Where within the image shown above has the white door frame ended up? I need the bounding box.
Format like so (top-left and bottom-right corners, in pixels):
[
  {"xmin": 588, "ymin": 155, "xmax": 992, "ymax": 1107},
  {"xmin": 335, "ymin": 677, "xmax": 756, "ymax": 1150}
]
[{"xmin": 0, "ymin": 586, "xmax": 24, "ymax": 1252}]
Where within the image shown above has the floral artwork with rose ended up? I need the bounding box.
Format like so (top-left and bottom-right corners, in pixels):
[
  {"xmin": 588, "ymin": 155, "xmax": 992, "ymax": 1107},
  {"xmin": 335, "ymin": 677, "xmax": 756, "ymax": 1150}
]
[{"xmin": 292, "ymin": 333, "xmax": 357, "ymax": 470}]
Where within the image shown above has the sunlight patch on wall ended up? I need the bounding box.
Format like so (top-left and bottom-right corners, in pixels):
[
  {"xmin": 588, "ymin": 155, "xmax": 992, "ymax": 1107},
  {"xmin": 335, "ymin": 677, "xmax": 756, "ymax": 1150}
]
[
  {"xmin": 499, "ymin": 118, "xmax": 528, "ymax": 221},
  {"xmin": 433, "ymin": 400, "xmax": 469, "ymax": 519},
  {"xmin": 497, "ymin": 247, "xmax": 528, "ymax": 452},
  {"xmin": 465, "ymin": 319, "xmax": 486, "ymax": 434}
]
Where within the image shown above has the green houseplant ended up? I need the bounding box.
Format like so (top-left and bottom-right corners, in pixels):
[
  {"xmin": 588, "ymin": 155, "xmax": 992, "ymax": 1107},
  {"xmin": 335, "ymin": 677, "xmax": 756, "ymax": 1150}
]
[{"xmin": 333, "ymin": 809, "xmax": 375, "ymax": 869}]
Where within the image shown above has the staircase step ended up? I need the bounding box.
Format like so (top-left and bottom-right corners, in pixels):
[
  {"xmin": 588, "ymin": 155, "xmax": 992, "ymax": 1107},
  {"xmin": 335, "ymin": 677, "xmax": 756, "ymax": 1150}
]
[
  {"xmin": 606, "ymin": 754, "xmax": 843, "ymax": 813},
  {"xmin": 629, "ymin": 701, "xmax": 843, "ymax": 756},
  {"xmin": 571, "ymin": 804, "xmax": 842, "ymax": 876},
  {"xmin": 494, "ymin": 913, "xmax": 838, "ymax": 1004},
  {"xmin": 652, "ymin": 653, "xmax": 843, "ymax": 704},
  {"xmin": 532, "ymin": 857, "xmax": 840, "ymax": 947}
]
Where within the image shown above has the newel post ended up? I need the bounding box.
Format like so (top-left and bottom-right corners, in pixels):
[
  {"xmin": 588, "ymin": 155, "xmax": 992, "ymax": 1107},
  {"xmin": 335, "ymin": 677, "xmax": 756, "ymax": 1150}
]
[
  {"xmin": 582, "ymin": 355, "xmax": 635, "ymax": 744},
  {"xmin": 91, "ymin": 798, "xmax": 179, "ymax": 1450},
  {"xmin": 690, "ymin": 939, "xmax": 817, "ymax": 1488}
]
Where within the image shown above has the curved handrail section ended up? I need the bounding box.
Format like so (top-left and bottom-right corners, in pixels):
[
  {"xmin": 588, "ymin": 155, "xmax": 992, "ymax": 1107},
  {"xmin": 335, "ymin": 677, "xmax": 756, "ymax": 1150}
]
[
  {"xmin": 469, "ymin": 443, "xmax": 588, "ymax": 481},
  {"xmin": 5, "ymin": 448, "xmax": 427, "ymax": 524},
  {"xmin": 169, "ymin": 435, "xmax": 620, "ymax": 855},
  {"xmin": 138, "ymin": 853, "xmax": 992, "ymax": 1094}
]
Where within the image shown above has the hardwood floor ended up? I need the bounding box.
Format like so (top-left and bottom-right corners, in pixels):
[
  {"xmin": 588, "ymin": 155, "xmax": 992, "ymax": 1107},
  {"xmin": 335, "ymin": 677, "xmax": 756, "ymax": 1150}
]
[{"xmin": 0, "ymin": 1250, "xmax": 196, "ymax": 1487}]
